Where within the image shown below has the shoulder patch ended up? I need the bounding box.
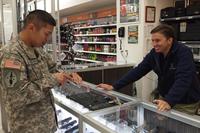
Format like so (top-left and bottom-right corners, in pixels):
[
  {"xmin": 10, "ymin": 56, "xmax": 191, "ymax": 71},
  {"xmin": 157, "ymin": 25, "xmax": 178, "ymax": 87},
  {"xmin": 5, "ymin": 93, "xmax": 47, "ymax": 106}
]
[
  {"xmin": 5, "ymin": 71, "xmax": 18, "ymax": 88},
  {"xmin": 4, "ymin": 59, "xmax": 21, "ymax": 70}
]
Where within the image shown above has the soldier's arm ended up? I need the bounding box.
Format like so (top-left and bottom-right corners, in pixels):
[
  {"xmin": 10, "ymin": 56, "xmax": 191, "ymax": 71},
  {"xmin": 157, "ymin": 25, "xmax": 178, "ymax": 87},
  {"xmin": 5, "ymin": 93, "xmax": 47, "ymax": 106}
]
[{"xmin": 0, "ymin": 54, "xmax": 59, "ymax": 111}]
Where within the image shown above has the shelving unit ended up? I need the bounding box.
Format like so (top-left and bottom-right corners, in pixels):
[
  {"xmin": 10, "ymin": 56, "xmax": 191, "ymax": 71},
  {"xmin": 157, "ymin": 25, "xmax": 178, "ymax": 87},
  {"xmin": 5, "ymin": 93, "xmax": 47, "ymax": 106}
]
[
  {"xmin": 59, "ymin": 24, "xmax": 76, "ymax": 65},
  {"xmin": 74, "ymin": 50, "xmax": 117, "ymax": 56},
  {"xmin": 73, "ymin": 19, "xmax": 117, "ymax": 63},
  {"xmin": 74, "ymin": 58, "xmax": 102, "ymax": 63},
  {"xmin": 160, "ymin": 15, "xmax": 200, "ymax": 22},
  {"xmin": 75, "ymin": 41, "xmax": 117, "ymax": 44},
  {"xmin": 59, "ymin": 6, "xmax": 117, "ymax": 64},
  {"xmin": 74, "ymin": 24, "xmax": 117, "ymax": 29},
  {"xmin": 160, "ymin": 14, "xmax": 200, "ymax": 63},
  {"xmin": 74, "ymin": 33, "xmax": 117, "ymax": 37}
]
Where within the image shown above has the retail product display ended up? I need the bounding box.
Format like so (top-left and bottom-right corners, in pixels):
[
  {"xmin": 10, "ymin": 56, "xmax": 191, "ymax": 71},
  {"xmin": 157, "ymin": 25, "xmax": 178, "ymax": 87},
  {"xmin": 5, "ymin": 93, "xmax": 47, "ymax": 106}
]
[
  {"xmin": 160, "ymin": 0, "xmax": 200, "ymax": 18},
  {"xmin": 59, "ymin": 81, "xmax": 87, "ymax": 96},
  {"xmin": 88, "ymin": 104, "xmax": 139, "ymax": 133},
  {"xmin": 60, "ymin": 24, "xmax": 75, "ymax": 45},
  {"xmin": 53, "ymin": 81, "xmax": 200, "ymax": 133},
  {"xmin": 86, "ymin": 103, "xmax": 200, "ymax": 133},
  {"xmin": 144, "ymin": 109, "xmax": 200, "ymax": 133},
  {"xmin": 75, "ymin": 53, "xmax": 116, "ymax": 63},
  {"xmin": 58, "ymin": 117, "xmax": 72, "ymax": 126},
  {"xmin": 56, "ymin": 107, "xmax": 79, "ymax": 133},
  {"xmin": 160, "ymin": 1, "xmax": 200, "ymax": 63},
  {"xmin": 186, "ymin": 0, "xmax": 200, "ymax": 16},
  {"xmin": 174, "ymin": 0, "xmax": 185, "ymax": 17},
  {"xmin": 67, "ymin": 91, "xmax": 125, "ymax": 111},
  {"xmin": 160, "ymin": 7, "xmax": 176, "ymax": 18},
  {"xmin": 72, "ymin": 16, "xmax": 117, "ymax": 63},
  {"xmin": 88, "ymin": 103, "xmax": 173, "ymax": 133},
  {"xmin": 59, "ymin": 81, "xmax": 126, "ymax": 111},
  {"xmin": 59, "ymin": 24, "xmax": 76, "ymax": 65},
  {"xmin": 60, "ymin": 120, "xmax": 77, "ymax": 129}
]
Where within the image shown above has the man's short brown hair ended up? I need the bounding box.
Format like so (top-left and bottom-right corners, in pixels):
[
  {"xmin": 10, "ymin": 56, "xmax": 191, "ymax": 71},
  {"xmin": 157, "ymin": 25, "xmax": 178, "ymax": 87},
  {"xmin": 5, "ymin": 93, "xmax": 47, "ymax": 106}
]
[
  {"xmin": 23, "ymin": 10, "xmax": 56, "ymax": 29},
  {"xmin": 151, "ymin": 24, "xmax": 175, "ymax": 40}
]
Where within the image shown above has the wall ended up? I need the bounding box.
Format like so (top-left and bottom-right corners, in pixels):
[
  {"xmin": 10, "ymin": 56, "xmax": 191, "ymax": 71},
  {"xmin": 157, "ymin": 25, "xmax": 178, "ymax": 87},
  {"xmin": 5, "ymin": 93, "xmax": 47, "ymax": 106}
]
[
  {"xmin": 0, "ymin": 23, "xmax": 2, "ymax": 43},
  {"xmin": 3, "ymin": 8, "xmax": 13, "ymax": 43},
  {"xmin": 0, "ymin": 4, "xmax": 13, "ymax": 44}
]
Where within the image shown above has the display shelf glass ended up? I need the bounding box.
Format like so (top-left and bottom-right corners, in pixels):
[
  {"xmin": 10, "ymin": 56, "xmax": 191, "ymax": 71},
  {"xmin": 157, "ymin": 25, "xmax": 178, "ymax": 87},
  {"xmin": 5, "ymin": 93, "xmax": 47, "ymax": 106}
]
[
  {"xmin": 74, "ymin": 58, "xmax": 103, "ymax": 63},
  {"xmin": 83, "ymin": 102, "xmax": 141, "ymax": 133},
  {"xmin": 53, "ymin": 81, "xmax": 200, "ymax": 133}
]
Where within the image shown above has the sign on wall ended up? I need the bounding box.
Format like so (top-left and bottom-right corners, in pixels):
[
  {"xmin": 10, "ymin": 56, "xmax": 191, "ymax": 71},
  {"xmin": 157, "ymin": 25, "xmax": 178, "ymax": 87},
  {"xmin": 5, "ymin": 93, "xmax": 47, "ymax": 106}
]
[
  {"xmin": 120, "ymin": 0, "xmax": 139, "ymax": 23},
  {"xmin": 128, "ymin": 25, "xmax": 138, "ymax": 44}
]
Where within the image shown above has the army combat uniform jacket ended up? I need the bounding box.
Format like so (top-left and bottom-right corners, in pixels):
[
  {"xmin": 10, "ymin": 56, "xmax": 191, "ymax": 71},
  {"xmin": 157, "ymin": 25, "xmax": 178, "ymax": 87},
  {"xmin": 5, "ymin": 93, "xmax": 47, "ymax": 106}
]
[{"xmin": 0, "ymin": 38, "xmax": 60, "ymax": 133}]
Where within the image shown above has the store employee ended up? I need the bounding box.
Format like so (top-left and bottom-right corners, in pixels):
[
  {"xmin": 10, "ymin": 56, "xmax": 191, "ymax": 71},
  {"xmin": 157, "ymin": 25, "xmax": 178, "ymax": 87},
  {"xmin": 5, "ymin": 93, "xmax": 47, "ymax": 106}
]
[{"xmin": 98, "ymin": 24, "xmax": 200, "ymax": 115}]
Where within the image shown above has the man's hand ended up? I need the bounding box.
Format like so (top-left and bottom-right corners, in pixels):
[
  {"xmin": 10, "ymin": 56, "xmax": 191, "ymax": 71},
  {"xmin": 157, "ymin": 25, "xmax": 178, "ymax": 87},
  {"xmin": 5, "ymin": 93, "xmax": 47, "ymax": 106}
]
[
  {"xmin": 153, "ymin": 99, "xmax": 171, "ymax": 111},
  {"xmin": 70, "ymin": 72, "xmax": 82, "ymax": 84},
  {"xmin": 53, "ymin": 72, "xmax": 67, "ymax": 85},
  {"xmin": 65, "ymin": 72, "xmax": 82, "ymax": 84},
  {"xmin": 97, "ymin": 83, "xmax": 114, "ymax": 91}
]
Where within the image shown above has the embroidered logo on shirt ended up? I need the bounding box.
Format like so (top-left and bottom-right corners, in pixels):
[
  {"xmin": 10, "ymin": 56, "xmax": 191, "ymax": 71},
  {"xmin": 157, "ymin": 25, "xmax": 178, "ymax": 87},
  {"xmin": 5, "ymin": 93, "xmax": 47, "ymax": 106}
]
[
  {"xmin": 4, "ymin": 59, "xmax": 21, "ymax": 70},
  {"xmin": 169, "ymin": 63, "xmax": 176, "ymax": 70}
]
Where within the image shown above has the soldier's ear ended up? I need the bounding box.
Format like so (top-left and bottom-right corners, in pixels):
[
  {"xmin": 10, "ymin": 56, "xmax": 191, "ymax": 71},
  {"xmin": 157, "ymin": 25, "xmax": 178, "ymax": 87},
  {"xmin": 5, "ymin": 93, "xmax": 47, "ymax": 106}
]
[{"xmin": 26, "ymin": 23, "xmax": 36, "ymax": 32}]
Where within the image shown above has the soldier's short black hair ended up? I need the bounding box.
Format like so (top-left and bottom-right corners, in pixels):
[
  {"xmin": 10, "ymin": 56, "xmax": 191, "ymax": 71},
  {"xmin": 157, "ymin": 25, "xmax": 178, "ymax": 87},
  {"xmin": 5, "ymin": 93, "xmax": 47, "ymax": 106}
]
[
  {"xmin": 150, "ymin": 24, "xmax": 175, "ymax": 40},
  {"xmin": 23, "ymin": 10, "xmax": 56, "ymax": 29}
]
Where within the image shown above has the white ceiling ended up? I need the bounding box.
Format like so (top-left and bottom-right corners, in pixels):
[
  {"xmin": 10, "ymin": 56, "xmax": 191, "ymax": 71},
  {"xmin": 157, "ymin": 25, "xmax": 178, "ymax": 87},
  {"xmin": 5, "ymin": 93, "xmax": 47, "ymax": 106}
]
[
  {"xmin": 59, "ymin": 0, "xmax": 116, "ymax": 17},
  {"xmin": 1, "ymin": 0, "xmax": 116, "ymax": 16}
]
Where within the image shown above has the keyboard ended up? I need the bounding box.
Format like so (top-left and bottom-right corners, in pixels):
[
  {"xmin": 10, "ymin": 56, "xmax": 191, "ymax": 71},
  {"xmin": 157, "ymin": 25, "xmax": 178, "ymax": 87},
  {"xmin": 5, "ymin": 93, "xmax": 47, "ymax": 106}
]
[{"xmin": 67, "ymin": 91, "xmax": 126, "ymax": 111}]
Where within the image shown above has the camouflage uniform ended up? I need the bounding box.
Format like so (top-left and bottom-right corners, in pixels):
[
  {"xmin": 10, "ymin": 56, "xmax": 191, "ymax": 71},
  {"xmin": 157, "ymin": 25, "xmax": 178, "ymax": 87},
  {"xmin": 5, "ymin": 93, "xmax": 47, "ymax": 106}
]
[{"xmin": 0, "ymin": 38, "xmax": 59, "ymax": 133}]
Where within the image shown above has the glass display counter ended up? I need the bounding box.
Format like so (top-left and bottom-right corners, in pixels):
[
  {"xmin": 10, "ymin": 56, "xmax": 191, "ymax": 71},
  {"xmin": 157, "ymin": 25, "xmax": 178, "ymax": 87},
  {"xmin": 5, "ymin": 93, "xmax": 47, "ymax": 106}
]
[
  {"xmin": 52, "ymin": 81, "xmax": 200, "ymax": 133},
  {"xmin": 84, "ymin": 101, "xmax": 200, "ymax": 133},
  {"xmin": 82, "ymin": 102, "xmax": 141, "ymax": 133}
]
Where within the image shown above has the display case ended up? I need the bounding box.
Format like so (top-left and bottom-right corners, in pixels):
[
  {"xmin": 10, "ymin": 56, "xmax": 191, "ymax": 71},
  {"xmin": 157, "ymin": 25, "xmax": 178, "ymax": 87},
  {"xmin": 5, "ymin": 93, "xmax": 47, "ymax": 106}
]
[
  {"xmin": 84, "ymin": 101, "xmax": 200, "ymax": 133},
  {"xmin": 52, "ymin": 81, "xmax": 200, "ymax": 133},
  {"xmin": 82, "ymin": 102, "xmax": 141, "ymax": 133},
  {"xmin": 52, "ymin": 81, "xmax": 135, "ymax": 133}
]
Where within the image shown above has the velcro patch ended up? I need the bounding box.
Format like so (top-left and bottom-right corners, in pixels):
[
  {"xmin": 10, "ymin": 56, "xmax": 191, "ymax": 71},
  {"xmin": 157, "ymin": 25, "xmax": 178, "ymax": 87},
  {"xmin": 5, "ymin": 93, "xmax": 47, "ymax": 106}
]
[{"xmin": 4, "ymin": 59, "xmax": 21, "ymax": 70}]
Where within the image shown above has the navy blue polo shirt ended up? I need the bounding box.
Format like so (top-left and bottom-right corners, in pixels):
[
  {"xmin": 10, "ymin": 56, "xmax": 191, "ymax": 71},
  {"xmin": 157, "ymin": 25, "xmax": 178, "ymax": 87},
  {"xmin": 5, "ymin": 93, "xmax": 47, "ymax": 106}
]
[{"xmin": 113, "ymin": 42, "xmax": 200, "ymax": 106}]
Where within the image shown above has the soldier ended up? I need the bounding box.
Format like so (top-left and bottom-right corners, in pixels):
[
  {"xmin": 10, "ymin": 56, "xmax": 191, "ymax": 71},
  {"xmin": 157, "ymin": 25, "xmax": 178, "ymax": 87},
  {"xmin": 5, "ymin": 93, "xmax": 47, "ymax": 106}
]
[{"xmin": 0, "ymin": 10, "xmax": 82, "ymax": 133}]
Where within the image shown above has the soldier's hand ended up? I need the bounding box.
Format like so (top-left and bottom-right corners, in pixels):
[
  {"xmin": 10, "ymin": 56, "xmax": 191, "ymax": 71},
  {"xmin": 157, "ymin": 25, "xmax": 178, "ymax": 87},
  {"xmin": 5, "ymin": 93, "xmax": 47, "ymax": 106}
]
[
  {"xmin": 96, "ymin": 83, "xmax": 114, "ymax": 91},
  {"xmin": 53, "ymin": 72, "xmax": 67, "ymax": 85},
  {"xmin": 153, "ymin": 99, "xmax": 171, "ymax": 111},
  {"xmin": 69, "ymin": 72, "xmax": 82, "ymax": 84}
]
